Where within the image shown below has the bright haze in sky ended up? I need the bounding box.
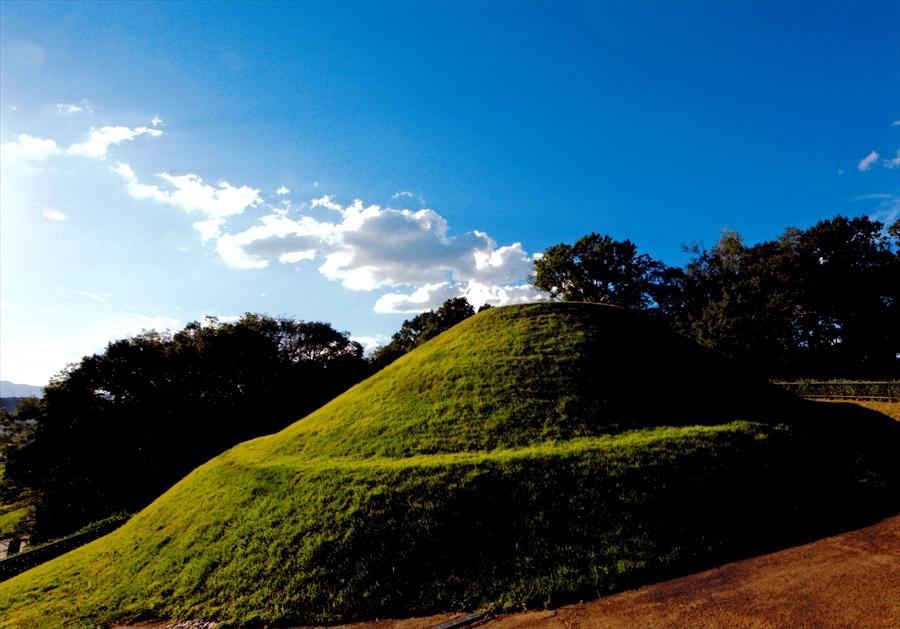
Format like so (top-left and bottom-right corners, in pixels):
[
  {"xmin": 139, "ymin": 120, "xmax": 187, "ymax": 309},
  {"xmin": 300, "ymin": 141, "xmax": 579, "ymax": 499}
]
[{"xmin": 1, "ymin": 1, "xmax": 898, "ymax": 385}]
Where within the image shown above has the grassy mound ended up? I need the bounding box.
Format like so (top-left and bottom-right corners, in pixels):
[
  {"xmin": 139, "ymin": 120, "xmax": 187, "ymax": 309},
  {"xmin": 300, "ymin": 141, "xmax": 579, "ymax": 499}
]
[{"xmin": 1, "ymin": 304, "xmax": 897, "ymax": 627}]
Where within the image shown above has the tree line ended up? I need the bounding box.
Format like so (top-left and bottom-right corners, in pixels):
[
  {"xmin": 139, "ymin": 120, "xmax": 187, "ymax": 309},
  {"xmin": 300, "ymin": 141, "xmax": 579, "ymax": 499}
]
[
  {"xmin": 532, "ymin": 215, "xmax": 900, "ymax": 379},
  {"xmin": 3, "ymin": 212, "xmax": 897, "ymax": 541}
]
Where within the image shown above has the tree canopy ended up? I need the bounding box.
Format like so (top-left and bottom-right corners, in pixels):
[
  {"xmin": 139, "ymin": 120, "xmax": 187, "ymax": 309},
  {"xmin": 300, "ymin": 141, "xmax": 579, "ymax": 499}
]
[
  {"xmin": 7, "ymin": 315, "xmax": 367, "ymax": 540},
  {"xmin": 532, "ymin": 216, "xmax": 900, "ymax": 378},
  {"xmin": 532, "ymin": 233, "xmax": 670, "ymax": 310}
]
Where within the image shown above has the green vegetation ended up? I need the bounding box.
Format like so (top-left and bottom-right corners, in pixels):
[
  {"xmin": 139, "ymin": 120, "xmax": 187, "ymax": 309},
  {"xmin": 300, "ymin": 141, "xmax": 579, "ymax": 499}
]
[
  {"xmin": 5, "ymin": 315, "xmax": 367, "ymax": 541},
  {"xmin": 0, "ymin": 303, "xmax": 896, "ymax": 627},
  {"xmin": 370, "ymin": 296, "xmax": 477, "ymax": 368},
  {"xmin": 775, "ymin": 380, "xmax": 900, "ymax": 400},
  {"xmin": 535, "ymin": 215, "xmax": 900, "ymax": 379},
  {"xmin": 0, "ymin": 401, "xmax": 39, "ymax": 538},
  {"xmin": 0, "ymin": 501, "xmax": 30, "ymax": 538}
]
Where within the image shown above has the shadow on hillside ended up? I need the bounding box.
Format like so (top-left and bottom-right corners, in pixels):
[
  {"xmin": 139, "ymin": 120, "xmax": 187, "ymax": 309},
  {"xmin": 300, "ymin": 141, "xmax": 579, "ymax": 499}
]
[{"xmin": 581, "ymin": 398, "xmax": 900, "ymax": 606}]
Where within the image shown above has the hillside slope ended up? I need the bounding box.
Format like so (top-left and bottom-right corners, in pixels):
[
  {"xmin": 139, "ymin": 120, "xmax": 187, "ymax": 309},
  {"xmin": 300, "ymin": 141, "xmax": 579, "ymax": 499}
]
[{"xmin": 1, "ymin": 303, "xmax": 897, "ymax": 627}]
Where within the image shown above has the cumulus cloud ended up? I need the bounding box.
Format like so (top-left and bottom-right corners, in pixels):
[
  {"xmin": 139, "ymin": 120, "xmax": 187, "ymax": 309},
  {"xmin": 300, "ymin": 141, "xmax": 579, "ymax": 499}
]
[
  {"xmin": 1, "ymin": 123, "xmax": 161, "ymax": 165},
  {"xmin": 392, "ymin": 190, "xmax": 414, "ymax": 199},
  {"xmin": 42, "ymin": 208, "xmax": 67, "ymax": 221},
  {"xmin": 373, "ymin": 281, "xmax": 544, "ymax": 314},
  {"xmin": 373, "ymin": 283, "xmax": 463, "ymax": 313},
  {"xmin": 0, "ymin": 134, "xmax": 62, "ymax": 163},
  {"xmin": 276, "ymin": 186, "xmax": 290, "ymax": 195},
  {"xmin": 214, "ymin": 195, "xmax": 543, "ymax": 312},
  {"xmin": 310, "ymin": 194, "xmax": 344, "ymax": 212},
  {"xmin": 151, "ymin": 115, "xmax": 165, "ymax": 127},
  {"xmin": 858, "ymin": 150, "xmax": 880, "ymax": 172},
  {"xmin": 114, "ymin": 162, "xmax": 262, "ymax": 240},
  {"xmin": 68, "ymin": 125, "xmax": 162, "ymax": 159}
]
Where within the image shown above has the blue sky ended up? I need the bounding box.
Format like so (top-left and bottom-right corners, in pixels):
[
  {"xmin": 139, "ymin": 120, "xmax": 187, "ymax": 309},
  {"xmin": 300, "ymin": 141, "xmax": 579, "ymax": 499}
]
[{"xmin": 1, "ymin": 1, "xmax": 898, "ymax": 385}]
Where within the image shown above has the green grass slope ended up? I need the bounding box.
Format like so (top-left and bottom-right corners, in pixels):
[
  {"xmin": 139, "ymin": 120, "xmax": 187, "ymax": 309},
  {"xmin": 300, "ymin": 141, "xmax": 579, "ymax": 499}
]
[{"xmin": 1, "ymin": 303, "xmax": 897, "ymax": 627}]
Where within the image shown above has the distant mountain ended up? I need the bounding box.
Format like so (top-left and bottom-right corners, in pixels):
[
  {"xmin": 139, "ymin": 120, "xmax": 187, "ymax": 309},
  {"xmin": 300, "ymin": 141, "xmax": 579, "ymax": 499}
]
[{"xmin": 0, "ymin": 381, "xmax": 44, "ymax": 398}]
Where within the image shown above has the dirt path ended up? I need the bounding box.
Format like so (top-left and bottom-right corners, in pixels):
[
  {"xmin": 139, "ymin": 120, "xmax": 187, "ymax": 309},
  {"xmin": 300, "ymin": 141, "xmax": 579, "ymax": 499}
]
[{"xmin": 312, "ymin": 514, "xmax": 900, "ymax": 629}]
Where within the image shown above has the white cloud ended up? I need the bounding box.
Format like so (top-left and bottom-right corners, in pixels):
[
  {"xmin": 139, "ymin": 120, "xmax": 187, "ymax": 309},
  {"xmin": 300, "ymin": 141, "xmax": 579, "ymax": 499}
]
[
  {"xmin": 55, "ymin": 100, "xmax": 92, "ymax": 114},
  {"xmin": 392, "ymin": 190, "xmax": 414, "ymax": 199},
  {"xmin": 374, "ymin": 282, "xmax": 462, "ymax": 313},
  {"xmin": 893, "ymin": 120, "xmax": 900, "ymax": 127},
  {"xmin": 310, "ymin": 194, "xmax": 344, "ymax": 212},
  {"xmin": 42, "ymin": 208, "xmax": 67, "ymax": 221},
  {"xmin": 373, "ymin": 281, "xmax": 545, "ymax": 314},
  {"xmin": 68, "ymin": 125, "xmax": 162, "ymax": 159},
  {"xmin": 349, "ymin": 335, "xmax": 385, "ymax": 355},
  {"xmin": 276, "ymin": 186, "xmax": 290, "ymax": 195},
  {"xmin": 884, "ymin": 150, "xmax": 900, "ymax": 169},
  {"xmin": 1, "ymin": 134, "xmax": 61, "ymax": 163},
  {"xmin": 192, "ymin": 219, "xmax": 225, "ymax": 241},
  {"xmin": 215, "ymin": 195, "xmax": 543, "ymax": 312},
  {"xmin": 151, "ymin": 115, "xmax": 165, "ymax": 127},
  {"xmin": 1, "ymin": 123, "xmax": 160, "ymax": 166},
  {"xmin": 215, "ymin": 213, "xmax": 334, "ymax": 269},
  {"xmin": 858, "ymin": 150, "xmax": 879, "ymax": 172},
  {"xmin": 114, "ymin": 163, "xmax": 262, "ymax": 240},
  {"xmin": 278, "ymin": 250, "xmax": 316, "ymax": 263}
]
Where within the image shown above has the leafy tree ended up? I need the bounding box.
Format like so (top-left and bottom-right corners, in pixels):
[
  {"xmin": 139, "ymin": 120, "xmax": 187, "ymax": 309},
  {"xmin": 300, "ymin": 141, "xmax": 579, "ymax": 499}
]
[
  {"xmin": 782, "ymin": 215, "xmax": 899, "ymax": 376},
  {"xmin": 6, "ymin": 315, "xmax": 366, "ymax": 540},
  {"xmin": 531, "ymin": 233, "xmax": 671, "ymax": 310},
  {"xmin": 672, "ymin": 216, "xmax": 899, "ymax": 377},
  {"xmin": 669, "ymin": 230, "xmax": 800, "ymax": 373},
  {"xmin": 371, "ymin": 297, "xmax": 475, "ymax": 368}
]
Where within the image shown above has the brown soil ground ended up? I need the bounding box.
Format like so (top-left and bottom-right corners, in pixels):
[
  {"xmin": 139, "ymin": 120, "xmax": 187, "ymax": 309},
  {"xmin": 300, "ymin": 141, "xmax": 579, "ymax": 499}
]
[
  {"xmin": 825, "ymin": 399, "xmax": 900, "ymax": 420},
  {"xmin": 295, "ymin": 514, "xmax": 900, "ymax": 629}
]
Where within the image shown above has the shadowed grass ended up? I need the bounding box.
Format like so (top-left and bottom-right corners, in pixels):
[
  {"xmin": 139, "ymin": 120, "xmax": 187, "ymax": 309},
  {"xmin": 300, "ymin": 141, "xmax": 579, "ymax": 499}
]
[{"xmin": 1, "ymin": 304, "xmax": 897, "ymax": 627}]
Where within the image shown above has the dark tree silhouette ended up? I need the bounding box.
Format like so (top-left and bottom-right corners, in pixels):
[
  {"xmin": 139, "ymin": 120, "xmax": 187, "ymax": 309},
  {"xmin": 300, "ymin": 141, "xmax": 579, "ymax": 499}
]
[
  {"xmin": 670, "ymin": 216, "xmax": 899, "ymax": 378},
  {"xmin": 6, "ymin": 315, "xmax": 366, "ymax": 540},
  {"xmin": 532, "ymin": 233, "xmax": 671, "ymax": 310},
  {"xmin": 533, "ymin": 216, "xmax": 899, "ymax": 378}
]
